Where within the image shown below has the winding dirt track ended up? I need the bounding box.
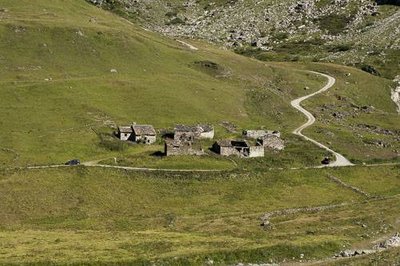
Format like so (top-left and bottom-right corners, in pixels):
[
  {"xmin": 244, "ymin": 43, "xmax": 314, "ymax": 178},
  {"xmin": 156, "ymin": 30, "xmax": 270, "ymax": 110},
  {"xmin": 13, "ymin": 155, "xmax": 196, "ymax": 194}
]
[
  {"xmin": 19, "ymin": 70, "xmax": 364, "ymax": 172},
  {"xmin": 291, "ymin": 71, "xmax": 354, "ymax": 167}
]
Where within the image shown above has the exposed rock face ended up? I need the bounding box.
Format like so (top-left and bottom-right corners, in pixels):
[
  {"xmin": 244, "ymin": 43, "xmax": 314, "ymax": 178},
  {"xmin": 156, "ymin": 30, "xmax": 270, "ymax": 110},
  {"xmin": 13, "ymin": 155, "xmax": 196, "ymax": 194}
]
[
  {"xmin": 94, "ymin": 0, "xmax": 398, "ymax": 49},
  {"xmin": 392, "ymin": 75, "xmax": 400, "ymax": 113},
  {"xmin": 374, "ymin": 232, "xmax": 400, "ymax": 249}
]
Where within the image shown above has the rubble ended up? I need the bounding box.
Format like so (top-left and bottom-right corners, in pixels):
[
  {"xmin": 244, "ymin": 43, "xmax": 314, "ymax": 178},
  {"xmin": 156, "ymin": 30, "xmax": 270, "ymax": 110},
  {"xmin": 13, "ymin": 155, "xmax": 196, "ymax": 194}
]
[{"xmin": 374, "ymin": 232, "xmax": 400, "ymax": 249}]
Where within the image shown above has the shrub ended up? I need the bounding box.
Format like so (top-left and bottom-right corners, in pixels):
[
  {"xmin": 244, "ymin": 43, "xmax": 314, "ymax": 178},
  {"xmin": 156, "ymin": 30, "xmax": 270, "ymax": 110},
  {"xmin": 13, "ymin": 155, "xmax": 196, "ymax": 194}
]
[{"xmin": 360, "ymin": 64, "xmax": 381, "ymax": 76}]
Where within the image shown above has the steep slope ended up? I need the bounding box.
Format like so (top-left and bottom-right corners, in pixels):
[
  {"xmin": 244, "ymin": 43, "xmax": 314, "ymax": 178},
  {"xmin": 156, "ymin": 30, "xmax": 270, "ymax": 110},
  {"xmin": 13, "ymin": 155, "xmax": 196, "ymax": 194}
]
[{"xmin": 90, "ymin": 0, "xmax": 400, "ymax": 78}]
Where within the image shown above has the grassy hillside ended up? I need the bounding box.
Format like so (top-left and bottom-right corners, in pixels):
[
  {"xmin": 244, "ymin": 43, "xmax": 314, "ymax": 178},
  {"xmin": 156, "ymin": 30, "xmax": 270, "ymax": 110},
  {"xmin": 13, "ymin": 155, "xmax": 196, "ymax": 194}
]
[
  {"xmin": 0, "ymin": 165, "xmax": 399, "ymax": 264},
  {"xmin": 0, "ymin": 0, "xmax": 398, "ymax": 168},
  {"xmin": 298, "ymin": 63, "xmax": 400, "ymax": 163},
  {"xmin": 0, "ymin": 1, "xmax": 400, "ymax": 264},
  {"xmin": 0, "ymin": 0, "xmax": 337, "ymax": 168}
]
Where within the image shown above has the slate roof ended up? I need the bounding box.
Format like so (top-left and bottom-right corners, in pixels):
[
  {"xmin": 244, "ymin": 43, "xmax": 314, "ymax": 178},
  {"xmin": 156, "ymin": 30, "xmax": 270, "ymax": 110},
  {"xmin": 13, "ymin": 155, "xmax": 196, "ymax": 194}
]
[
  {"xmin": 132, "ymin": 125, "xmax": 156, "ymax": 136},
  {"xmin": 175, "ymin": 124, "xmax": 196, "ymax": 132},
  {"xmin": 198, "ymin": 124, "xmax": 214, "ymax": 133},
  {"xmin": 118, "ymin": 126, "xmax": 133, "ymax": 133},
  {"xmin": 174, "ymin": 124, "xmax": 214, "ymax": 133}
]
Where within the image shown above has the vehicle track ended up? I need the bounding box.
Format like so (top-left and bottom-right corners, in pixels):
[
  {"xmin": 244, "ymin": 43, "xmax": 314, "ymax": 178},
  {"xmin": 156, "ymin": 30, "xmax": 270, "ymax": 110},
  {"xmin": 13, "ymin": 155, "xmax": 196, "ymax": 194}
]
[{"xmin": 291, "ymin": 71, "xmax": 354, "ymax": 167}]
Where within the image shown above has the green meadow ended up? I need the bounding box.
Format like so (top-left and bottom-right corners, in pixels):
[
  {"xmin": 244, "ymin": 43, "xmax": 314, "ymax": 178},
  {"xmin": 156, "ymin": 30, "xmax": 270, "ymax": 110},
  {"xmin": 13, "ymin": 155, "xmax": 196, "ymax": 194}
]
[
  {"xmin": 0, "ymin": 0, "xmax": 399, "ymax": 264},
  {"xmin": 0, "ymin": 165, "xmax": 399, "ymax": 264},
  {"xmin": 0, "ymin": 0, "xmax": 398, "ymax": 168}
]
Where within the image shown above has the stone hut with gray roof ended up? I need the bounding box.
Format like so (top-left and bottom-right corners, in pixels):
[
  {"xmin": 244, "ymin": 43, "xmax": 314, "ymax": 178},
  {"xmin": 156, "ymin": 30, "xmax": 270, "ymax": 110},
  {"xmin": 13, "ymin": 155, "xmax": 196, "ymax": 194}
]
[
  {"xmin": 118, "ymin": 126, "xmax": 133, "ymax": 141},
  {"xmin": 132, "ymin": 125, "xmax": 157, "ymax": 144},
  {"xmin": 117, "ymin": 124, "xmax": 156, "ymax": 144}
]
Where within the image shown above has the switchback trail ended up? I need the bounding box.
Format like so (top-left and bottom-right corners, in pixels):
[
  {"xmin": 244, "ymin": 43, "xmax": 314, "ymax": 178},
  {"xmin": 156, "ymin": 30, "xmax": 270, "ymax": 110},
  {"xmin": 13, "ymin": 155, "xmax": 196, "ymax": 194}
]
[{"xmin": 291, "ymin": 71, "xmax": 354, "ymax": 167}]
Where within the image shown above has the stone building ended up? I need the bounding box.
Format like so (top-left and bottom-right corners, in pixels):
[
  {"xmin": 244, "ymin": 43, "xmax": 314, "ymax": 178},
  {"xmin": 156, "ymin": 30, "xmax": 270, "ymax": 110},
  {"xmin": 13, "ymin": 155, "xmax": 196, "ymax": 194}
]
[
  {"xmin": 132, "ymin": 125, "xmax": 157, "ymax": 144},
  {"xmin": 258, "ymin": 134, "xmax": 285, "ymax": 151},
  {"xmin": 174, "ymin": 124, "xmax": 214, "ymax": 141},
  {"xmin": 117, "ymin": 124, "xmax": 156, "ymax": 144},
  {"xmin": 117, "ymin": 126, "xmax": 133, "ymax": 141},
  {"xmin": 243, "ymin": 129, "xmax": 285, "ymax": 151},
  {"xmin": 212, "ymin": 139, "xmax": 264, "ymax": 158},
  {"xmin": 197, "ymin": 124, "xmax": 215, "ymax": 139},
  {"xmin": 243, "ymin": 130, "xmax": 281, "ymax": 139},
  {"xmin": 164, "ymin": 139, "xmax": 205, "ymax": 156}
]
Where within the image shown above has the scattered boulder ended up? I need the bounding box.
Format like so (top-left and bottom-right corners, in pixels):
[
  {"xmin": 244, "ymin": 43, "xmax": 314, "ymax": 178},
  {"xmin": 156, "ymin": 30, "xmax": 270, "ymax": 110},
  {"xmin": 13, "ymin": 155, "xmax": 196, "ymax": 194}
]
[
  {"xmin": 374, "ymin": 232, "xmax": 400, "ymax": 249},
  {"xmin": 336, "ymin": 249, "xmax": 374, "ymax": 258}
]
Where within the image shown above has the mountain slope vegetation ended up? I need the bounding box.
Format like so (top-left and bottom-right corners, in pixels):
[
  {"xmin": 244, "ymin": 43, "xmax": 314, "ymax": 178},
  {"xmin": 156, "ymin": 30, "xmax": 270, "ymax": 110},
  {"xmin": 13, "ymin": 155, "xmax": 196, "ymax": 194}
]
[
  {"xmin": 0, "ymin": 0, "xmax": 331, "ymax": 166},
  {"xmin": 0, "ymin": 0, "xmax": 399, "ymax": 265},
  {"xmin": 0, "ymin": 0, "xmax": 398, "ymax": 167}
]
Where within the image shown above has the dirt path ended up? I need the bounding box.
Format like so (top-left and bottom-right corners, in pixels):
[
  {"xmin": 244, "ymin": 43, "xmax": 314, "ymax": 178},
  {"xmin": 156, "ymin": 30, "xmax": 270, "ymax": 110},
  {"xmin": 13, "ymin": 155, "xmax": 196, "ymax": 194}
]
[
  {"xmin": 176, "ymin": 40, "xmax": 199, "ymax": 51},
  {"xmin": 291, "ymin": 71, "xmax": 354, "ymax": 167},
  {"xmin": 24, "ymin": 163, "xmax": 226, "ymax": 173}
]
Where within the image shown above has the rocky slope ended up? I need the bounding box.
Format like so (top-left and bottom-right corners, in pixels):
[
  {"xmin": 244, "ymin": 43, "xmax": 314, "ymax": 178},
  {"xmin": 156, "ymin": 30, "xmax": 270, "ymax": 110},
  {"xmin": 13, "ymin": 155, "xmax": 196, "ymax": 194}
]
[
  {"xmin": 392, "ymin": 75, "xmax": 400, "ymax": 113},
  {"xmin": 88, "ymin": 0, "xmax": 399, "ymax": 79}
]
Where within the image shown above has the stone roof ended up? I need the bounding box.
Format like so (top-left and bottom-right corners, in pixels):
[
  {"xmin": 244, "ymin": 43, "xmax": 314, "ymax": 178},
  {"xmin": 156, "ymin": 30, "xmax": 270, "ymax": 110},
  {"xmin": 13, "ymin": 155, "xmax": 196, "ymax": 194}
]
[
  {"xmin": 198, "ymin": 124, "xmax": 214, "ymax": 133},
  {"xmin": 132, "ymin": 125, "xmax": 156, "ymax": 136},
  {"xmin": 165, "ymin": 138, "xmax": 181, "ymax": 147},
  {"xmin": 118, "ymin": 126, "xmax": 133, "ymax": 133},
  {"xmin": 175, "ymin": 124, "xmax": 196, "ymax": 133},
  {"xmin": 243, "ymin": 129, "xmax": 281, "ymax": 138},
  {"xmin": 165, "ymin": 138, "xmax": 192, "ymax": 147},
  {"xmin": 174, "ymin": 124, "xmax": 214, "ymax": 133}
]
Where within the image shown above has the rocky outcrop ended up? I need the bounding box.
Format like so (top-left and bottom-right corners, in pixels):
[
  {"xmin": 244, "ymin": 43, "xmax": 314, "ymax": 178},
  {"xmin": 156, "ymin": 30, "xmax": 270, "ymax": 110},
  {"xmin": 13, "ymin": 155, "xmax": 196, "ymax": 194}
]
[
  {"xmin": 335, "ymin": 249, "xmax": 375, "ymax": 258},
  {"xmin": 374, "ymin": 232, "xmax": 400, "ymax": 249},
  {"xmin": 90, "ymin": 0, "xmax": 400, "ymax": 78},
  {"xmin": 89, "ymin": 0, "xmax": 397, "ymax": 48},
  {"xmin": 335, "ymin": 233, "xmax": 400, "ymax": 259},
  {"xmin": 392, "ymin": 75, "xmax": 400, "ymax": 113}
]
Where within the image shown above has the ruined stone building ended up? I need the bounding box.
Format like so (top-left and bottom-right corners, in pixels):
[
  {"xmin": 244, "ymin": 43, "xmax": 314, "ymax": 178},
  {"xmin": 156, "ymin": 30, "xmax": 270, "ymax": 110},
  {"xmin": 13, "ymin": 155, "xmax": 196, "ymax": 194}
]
[
  {"xmin": 117, "ymin": 124, "xmax": 157, "ymax": 144},
  {"xmin": 174, "ymin": 124, "xmax": 214, "ymax": 141},
  {"xmin": 258, "ymin": 134, "xmax": 285, "ymax": 151},
  {"xmin": 212, "ymin": 139, "xmax": 264, "ymax": 158},
  {"xmin": 243, "ymin": 130, "xmax": 281, "ymax": 139},
  {"xmin": 243, "ymin": 129, "xmax": 285, "ymax": 151},
  {"xmin": 164, "ymin": 139, "xmax": 205, "ymax": 156}
]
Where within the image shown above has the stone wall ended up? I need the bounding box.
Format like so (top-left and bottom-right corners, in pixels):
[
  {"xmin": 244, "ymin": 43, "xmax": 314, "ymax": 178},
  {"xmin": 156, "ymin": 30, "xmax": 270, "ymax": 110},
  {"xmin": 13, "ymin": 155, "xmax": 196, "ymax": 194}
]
[
  {"xmin": 119, "ymin": 132, "xmax": 131, "ymax": 141},
  {"xmin": 249, "ymin": 146, "xmax": 265, "ymax": 158},
  {"xmin": 134, "ymin": 134, "xmax": 156, "ymax": 144},
  {"xmin": 260, "ymin": 135, "xmax": 285, "ymax": 151}
]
